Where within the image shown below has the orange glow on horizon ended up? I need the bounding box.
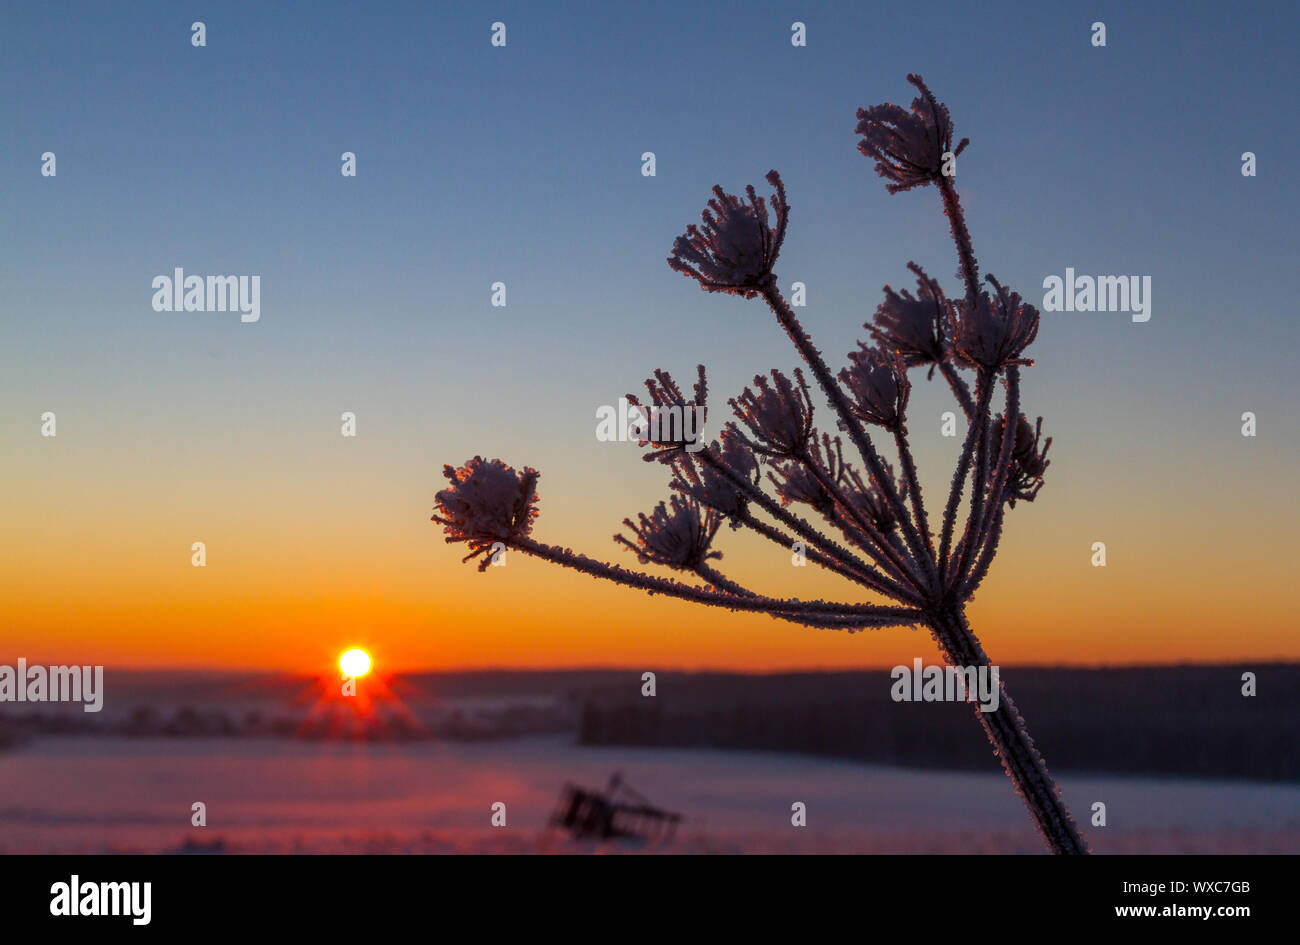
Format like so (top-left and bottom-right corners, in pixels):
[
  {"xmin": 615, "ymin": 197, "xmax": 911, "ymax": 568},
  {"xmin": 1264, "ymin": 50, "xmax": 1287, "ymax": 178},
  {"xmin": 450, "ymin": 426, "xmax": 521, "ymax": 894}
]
[{"xmin": 3, "ymin": 444, "xmax": 1298, "ymax": 672}]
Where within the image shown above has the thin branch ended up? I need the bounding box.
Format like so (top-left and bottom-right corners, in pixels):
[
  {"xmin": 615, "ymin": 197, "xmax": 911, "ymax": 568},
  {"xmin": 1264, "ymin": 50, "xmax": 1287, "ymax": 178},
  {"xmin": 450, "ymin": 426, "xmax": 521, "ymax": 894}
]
[
  {"xmin": 938, "ymin": 371, "xmax": 992, "ymax": 585},
  {"xmin": 937, "ymin": 176, "xmax": 980, "ymax": 304},
  {"xmin": 939, "ymin": 362, "xmax": 976, "ymax": 420},
  {"xmin": 512, "ymin": 536, "xmax": 923, "ymax": 623},
  {"xmin": 894, "ymin": 426, "xmax": 935, "ymax": 561},
  {"xmin": 694, "ymin": 562, "xmax": 912, "ymax": 631},
  {"xmin": 952, "ymin": 365, "xmax": 1019, "ymax": 590},
  {"xmin": 959, "ymin": 501, "xmax": 1005, "ymax": 599},
  {"xmin": 956, "ymin": 366, "xmax": 1020, "ymax": 594},
  {"xmin": 798, "ymin": 455, "xmax": 927, "ymax": 597},
  {"xmin": 698, "ymin": 448, "xmax": 922, "ymax": 605},
  {"xmin": 734, "ymin": 508, "xmax": 884, "ymax": 590},
  {"xmin": 955, "ymin": 371, "xmax": 996, "ymax": 585},
  {"xmin": 759, "ymin": 283, "xmax": 940, "ymax": 595}
]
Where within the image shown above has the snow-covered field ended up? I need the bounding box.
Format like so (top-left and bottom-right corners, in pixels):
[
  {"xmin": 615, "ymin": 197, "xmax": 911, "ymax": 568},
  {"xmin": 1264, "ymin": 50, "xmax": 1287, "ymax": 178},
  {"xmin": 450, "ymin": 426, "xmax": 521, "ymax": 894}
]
[{"xmin": 1, "ymin": 735, "xmax": 1295, "ymax": 853}]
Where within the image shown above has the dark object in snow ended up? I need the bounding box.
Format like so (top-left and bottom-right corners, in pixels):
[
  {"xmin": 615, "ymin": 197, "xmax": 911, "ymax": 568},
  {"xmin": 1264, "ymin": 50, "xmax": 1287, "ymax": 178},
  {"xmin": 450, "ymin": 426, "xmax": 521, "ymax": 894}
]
[
  {"xmin": 550, "ymin": 773, "xmax": 681, "ymax": 843},
  {"xmin": 169, "ymin": 836, "xmax": 228, "ymax": 855}
]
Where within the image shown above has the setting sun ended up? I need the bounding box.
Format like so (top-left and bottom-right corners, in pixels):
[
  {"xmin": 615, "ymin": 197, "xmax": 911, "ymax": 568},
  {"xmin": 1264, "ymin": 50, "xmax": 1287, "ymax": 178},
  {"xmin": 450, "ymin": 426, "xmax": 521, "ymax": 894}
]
[{"xmin": 339, "ymin": 648, "xmax": 372, "ymax": 678}]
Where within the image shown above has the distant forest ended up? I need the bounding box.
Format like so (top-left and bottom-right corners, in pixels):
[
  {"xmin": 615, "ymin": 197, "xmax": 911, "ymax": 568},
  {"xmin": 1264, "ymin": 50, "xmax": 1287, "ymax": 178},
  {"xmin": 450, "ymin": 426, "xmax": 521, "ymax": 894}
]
[{"xmin": 576, "ymin": 664, "xmax": 1299, "ymax": 783}]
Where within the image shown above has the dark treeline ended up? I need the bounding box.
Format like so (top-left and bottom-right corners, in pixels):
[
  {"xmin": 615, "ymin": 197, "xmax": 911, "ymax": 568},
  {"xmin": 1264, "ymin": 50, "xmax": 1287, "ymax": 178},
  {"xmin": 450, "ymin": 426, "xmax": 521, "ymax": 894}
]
[
  {"xmin": 577, "ymin": 664, "xmax": 1299, "ymax": 782},
  {"xmin": 0, "ymin": 700, "xmax": 574, "ymax": 744}
]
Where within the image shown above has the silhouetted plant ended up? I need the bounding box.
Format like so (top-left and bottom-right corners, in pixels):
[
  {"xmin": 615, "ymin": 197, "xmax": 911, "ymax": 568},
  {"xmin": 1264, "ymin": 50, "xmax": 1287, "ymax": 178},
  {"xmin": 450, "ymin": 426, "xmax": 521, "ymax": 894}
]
[{"xmin": 434, "ymin": 74, "xmax": 1086, "ymax": 854}]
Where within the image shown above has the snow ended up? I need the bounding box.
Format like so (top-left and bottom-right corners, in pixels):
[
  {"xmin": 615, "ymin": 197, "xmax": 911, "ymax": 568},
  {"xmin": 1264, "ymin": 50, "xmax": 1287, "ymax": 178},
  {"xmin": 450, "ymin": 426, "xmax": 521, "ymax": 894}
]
[{"xmin": 1, "ymin": 735, "xmax": 1295, "ymax": 853}]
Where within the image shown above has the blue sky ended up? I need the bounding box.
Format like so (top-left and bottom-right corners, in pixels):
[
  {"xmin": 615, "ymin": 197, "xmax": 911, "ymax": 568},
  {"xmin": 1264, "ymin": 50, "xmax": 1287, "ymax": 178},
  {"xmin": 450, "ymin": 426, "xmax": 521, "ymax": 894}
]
[{"xmin": 3, "ymin": 0, "xmax": 1295, "ymax": 431}]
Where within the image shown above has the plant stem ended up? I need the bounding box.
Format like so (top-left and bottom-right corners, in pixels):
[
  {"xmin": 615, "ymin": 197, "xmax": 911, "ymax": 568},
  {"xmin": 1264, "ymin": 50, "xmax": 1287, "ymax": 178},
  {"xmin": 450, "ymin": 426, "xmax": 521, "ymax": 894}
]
[
  {"xmin": 953, "ymin": 373, "xmax": 995, "ymax": 587},
  {"xmin": 959, "ymin": 501, "xmax": 1005, "ymax": 598},
  {"xmin": 800, "ymin": 458, "xmax": 926, "ymax": 597},
  {"xmin": 953, "ymin": 366, "xmax": 1019, "ymax": 590},
  {"xmin": 735, "ymin": 509, "xmax": 888, "ymax": 590},
  {"xmin": 894, "ymin": 428, "xmax": 935, "ymax": 561},
  {"xmin": 701, "ymin": 449, "xmax": 922, "ymax": 604},
  {"xmin": 927, "ymin": 604, "xmax": 1089, "ymax": 854},
  {"xmin": 937, "ymin": 176, "xmax": 980, "ymax": 305},
  {"xmin": 938, "ymin": 372, "xmax": 992, "ymax": 584},
  {"xmin": 513, "ymin": 536, "xmax": 921, "ymax": 625},
  {"xmin": 939, "ymin": 362, "xmax": 976, "ymax": 420},
  {"xmin": 760, "ymin": 283, "xmax": 940, "ymax": 595},
  {"xmin": 693, "ymin": 562, "xmax": 882, "ymax": 631}
]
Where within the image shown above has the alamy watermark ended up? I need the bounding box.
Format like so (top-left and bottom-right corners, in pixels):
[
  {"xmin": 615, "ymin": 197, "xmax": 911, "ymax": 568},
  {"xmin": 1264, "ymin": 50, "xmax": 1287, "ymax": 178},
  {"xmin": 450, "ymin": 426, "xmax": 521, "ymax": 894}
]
[
  {"xmin": 0, "ymin": 658, "xmax": 103, "ymax": 712},
  {"xmin": 891, "ymin": 658, "xmax": 999, "ymax": 712},
  {"xmin": 595, "ymin": 397, "xmax": 706, "ymax": 452},
  {"xmin": 1042, "ymin": 268, "xmax": 1151, "ymax": 323},
  {"xmin": 151, "ymin": 268, "xmax": 260, "ymax": 322},
  {"xmin": 50, "ymin": 876, "xmax": 150, "ymax": 925}
]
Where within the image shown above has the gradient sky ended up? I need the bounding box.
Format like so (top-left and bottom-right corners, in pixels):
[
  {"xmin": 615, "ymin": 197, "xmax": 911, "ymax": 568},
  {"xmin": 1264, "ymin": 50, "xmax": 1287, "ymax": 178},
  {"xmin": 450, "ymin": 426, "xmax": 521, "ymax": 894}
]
[{"xmin": 2, "ymin": 1, "xmax": 1297, "ymax": 671}]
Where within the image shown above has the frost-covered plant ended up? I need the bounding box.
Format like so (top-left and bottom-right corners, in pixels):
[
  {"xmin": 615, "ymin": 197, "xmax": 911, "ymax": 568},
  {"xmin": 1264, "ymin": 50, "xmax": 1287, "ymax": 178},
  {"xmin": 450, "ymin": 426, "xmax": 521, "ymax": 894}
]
[{"xmin": 434, "ymin": 74, "xmax": 1086, "ymax": 854}]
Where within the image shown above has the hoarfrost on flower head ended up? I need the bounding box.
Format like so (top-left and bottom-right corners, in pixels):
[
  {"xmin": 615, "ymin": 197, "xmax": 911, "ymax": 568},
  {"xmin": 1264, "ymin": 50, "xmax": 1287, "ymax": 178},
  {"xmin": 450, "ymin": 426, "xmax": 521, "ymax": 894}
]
[{"xmin": 432, "ymin": 456, "xmax": 540, "ymax": 566}]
